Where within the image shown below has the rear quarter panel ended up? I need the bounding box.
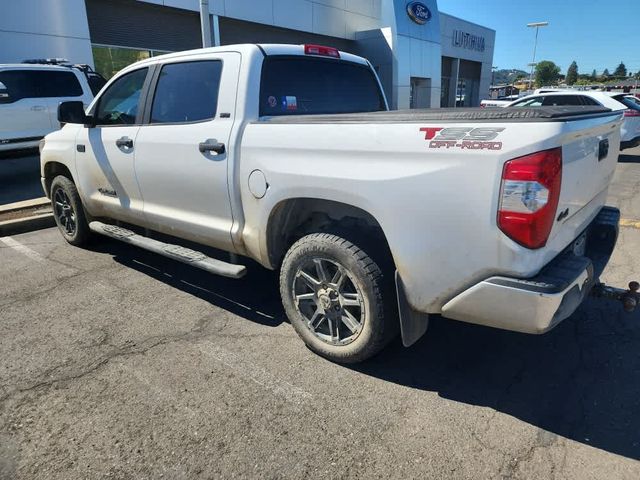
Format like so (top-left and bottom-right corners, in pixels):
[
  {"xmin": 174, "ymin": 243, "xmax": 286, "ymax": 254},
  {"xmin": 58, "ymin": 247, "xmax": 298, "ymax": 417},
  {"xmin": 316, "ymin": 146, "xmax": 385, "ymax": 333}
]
[{"xmin": 240, "ymin": 115, "xmax": 622, "ymax": 313}]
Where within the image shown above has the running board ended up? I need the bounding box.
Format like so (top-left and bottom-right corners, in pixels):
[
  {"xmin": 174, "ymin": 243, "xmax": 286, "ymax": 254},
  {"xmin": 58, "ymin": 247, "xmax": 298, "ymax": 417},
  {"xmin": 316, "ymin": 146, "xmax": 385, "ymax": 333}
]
[{"xmin": 89, "ymin": 221, "xmax": 246, "ymax": 279}]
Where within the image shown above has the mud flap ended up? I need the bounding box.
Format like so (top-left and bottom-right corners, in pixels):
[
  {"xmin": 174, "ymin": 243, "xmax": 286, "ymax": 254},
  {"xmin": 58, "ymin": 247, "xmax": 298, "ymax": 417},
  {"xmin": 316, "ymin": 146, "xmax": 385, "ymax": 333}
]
[{"xmin": 395, "ymin": 271, "xmax": 429, "ymax": 347}]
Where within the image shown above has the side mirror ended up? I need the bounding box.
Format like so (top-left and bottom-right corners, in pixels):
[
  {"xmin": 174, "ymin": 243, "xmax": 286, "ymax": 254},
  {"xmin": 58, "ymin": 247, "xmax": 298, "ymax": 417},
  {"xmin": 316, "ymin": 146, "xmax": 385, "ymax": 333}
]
[{"xmin": 58, "ymin": 101, "xmax": 94, "ymax": 128}]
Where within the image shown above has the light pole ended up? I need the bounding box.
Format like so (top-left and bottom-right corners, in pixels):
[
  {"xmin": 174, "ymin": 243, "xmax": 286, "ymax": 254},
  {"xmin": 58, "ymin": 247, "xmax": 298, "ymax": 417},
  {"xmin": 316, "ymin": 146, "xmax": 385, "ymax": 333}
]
[
  {"xmin": 199, "ymin": 0, "xmax": 212, "ymax": 48},
  {"xmin": 527, "ymin": 21, "xmax": 549, "ymax": 90}
]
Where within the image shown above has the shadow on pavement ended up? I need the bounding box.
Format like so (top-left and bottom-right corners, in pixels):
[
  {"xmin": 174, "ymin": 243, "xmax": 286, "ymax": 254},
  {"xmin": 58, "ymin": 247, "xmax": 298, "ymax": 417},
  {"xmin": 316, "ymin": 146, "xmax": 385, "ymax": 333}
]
[
  {"xmin": 89, "ymin": 237, "xmax": 285, "ymax": 328},
  {"xmin": 354, "ymin": 299, "xmax": 640, "ymax": 461},
  {"xmin": 619, "ymin": 152, "xmax": 640, "ymax": 163},
  {"xmin": 89, "ymin": 237, "xmax": 640, "ymax": 460}
]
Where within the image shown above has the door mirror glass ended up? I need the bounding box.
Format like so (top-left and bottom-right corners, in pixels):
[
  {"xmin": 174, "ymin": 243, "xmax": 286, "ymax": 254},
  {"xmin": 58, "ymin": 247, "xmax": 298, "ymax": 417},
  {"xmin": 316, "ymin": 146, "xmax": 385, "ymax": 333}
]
[{"xmin": 58, "ymin": 101, "xmax": 90, "ymax": 125}]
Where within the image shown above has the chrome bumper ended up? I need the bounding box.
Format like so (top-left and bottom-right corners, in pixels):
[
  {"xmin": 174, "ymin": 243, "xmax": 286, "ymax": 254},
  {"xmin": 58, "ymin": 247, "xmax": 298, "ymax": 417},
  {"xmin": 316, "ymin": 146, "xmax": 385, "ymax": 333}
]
[{"xmin": 441, "ymin": 207, "xmax": 620, "ymax": 334}]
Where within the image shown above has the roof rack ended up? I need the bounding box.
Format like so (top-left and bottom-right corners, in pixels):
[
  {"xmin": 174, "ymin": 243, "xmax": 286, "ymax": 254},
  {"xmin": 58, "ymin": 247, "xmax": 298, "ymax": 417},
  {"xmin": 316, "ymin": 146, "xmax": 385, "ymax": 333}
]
[{"xmin": 22, "ymin": 58, "xmax": 70, "ymax": 65}]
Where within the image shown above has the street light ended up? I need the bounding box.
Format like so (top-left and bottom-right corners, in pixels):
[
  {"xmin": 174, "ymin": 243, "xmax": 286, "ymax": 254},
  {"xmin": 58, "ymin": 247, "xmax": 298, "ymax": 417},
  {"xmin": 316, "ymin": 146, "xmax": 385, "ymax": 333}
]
[{"xmin": 527, "ymin": 21, "xmax": 549, "ymax": 91}]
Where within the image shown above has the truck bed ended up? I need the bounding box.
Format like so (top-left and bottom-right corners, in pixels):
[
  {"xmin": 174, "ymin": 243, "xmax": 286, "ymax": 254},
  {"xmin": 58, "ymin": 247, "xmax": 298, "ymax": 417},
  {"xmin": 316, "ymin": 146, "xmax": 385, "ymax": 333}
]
[{"xmin": 260, "ymin": 106, "xmax": 614, "ymax": 124}]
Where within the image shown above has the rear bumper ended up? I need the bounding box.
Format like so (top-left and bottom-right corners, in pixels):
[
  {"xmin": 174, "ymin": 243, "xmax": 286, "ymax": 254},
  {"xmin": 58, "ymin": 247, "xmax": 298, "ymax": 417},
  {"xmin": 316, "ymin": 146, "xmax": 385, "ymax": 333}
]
[{"xmin": 441, "ymin": 206, "xmax": 620, "ymax": 334}]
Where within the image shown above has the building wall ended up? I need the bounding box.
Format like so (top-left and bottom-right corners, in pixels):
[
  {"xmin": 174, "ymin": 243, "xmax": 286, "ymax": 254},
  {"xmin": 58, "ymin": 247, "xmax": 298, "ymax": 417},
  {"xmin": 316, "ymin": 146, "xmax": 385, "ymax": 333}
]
[
  {"xmin": 141, "ymin": 0, "xmax": 383, "ymax": 40},
  {"xmin": 0, "ymin": 0, "xmax": 94, "ymax": 65},
  {"xmin": 440, "ymin": 12, "xmax": 495, "ymax": 106},
  {"xmin": 0, "ymin": 0, "xmax": 495, "ymax": 108},
  {"xmin": 383, "ymin": 0, "xmax": 442, "ymax": 109}
]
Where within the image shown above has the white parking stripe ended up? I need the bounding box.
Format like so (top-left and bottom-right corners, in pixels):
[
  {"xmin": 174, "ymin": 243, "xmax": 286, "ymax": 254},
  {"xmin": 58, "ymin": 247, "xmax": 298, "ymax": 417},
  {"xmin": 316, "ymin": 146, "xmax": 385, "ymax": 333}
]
[
  {"xmin": 0, "ymin": 236, "xmax": 45, "ymax": 262},
  {"xmin": 197, "ymin": 341, "xmax": 312, "ymax": 404}
]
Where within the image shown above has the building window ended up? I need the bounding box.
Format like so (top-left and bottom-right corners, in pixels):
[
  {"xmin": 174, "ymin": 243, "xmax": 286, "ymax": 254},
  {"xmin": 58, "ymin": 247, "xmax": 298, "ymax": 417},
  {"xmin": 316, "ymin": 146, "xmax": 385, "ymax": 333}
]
[{"xmin": 92, "ymin": 45, "xmax": 170, "ymax": 79}]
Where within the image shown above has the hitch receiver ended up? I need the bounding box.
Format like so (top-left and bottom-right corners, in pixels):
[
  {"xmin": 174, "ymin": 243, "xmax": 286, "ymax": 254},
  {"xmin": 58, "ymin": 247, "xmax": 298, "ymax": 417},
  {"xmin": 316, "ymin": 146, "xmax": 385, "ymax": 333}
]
[{"xmin": 591, "ymin": 281, "xmax": 640, "ymax": 312}]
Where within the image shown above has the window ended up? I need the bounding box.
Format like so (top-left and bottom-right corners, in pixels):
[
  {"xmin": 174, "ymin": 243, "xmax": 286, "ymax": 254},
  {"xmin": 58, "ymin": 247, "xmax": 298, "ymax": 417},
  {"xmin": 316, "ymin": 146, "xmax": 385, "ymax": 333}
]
[
  {"xmin": 39, "ymin": 71, "xmax": 83, "ymax": 97},
  {"xmin": 510, "ymin": 97, "xmax": 544, "ymax": 107},
  {"xmin": 541, "ymin": 95, "xmax": 584, "ymax": 106},
  {"xmin": 86, "ymin": 72, "xmax": 107, "ymax": 96},
  {"xmin": 92, "ymin": 45, "xmax": 170, "ymax": 80},
  {"xmin": 259, "ymin": 57, "xmax": 385, "ymax": 116},
  {"xmin": 580, "ymin": 96, "xmax": 601, "ymax": 106},
  {"xmin": 95, "ymin": 68, "xmax": 148, "ymax": 126},
  {"xmin": 150, "ymin": 61, "xmax": 222, "ymax": 124},
  {"xmin": 0, "ymin": 70, "xmax": 82, "ymax": 103}
]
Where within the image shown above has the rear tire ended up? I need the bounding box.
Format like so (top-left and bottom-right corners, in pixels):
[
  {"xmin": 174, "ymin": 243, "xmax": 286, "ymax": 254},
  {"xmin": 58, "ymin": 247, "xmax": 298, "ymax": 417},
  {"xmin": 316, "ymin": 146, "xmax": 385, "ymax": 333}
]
[
  {"xmin": 280, "ymin": 233, "xmax": 396, "ymax": 363},
  {"xmin": 50, "ymin": 175, "xmax": 91, "ymax": 246}
]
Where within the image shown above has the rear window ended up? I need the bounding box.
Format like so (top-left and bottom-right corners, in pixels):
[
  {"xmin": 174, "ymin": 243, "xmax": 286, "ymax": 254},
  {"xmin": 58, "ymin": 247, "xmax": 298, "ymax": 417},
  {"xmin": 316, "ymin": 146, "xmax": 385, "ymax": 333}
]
[
  {"xmin": 259, "ymin": 56, "xmax": 385, "ymax": 116},
  {"xmin": 541, "ymin": 95, "xmax": 584, "ymax": 106},
  {"xmin": 0, "ymin": 70, "xmax": 82, "ymax": 102}
]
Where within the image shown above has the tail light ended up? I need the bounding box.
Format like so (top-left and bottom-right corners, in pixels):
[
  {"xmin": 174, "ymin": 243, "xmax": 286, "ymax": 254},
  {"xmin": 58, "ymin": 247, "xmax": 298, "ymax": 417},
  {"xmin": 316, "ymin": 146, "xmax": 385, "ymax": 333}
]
[
  {"xmin": 498, "ymin": 148, "xmax": 562, "ymax": 249},
  {"xmin": 624, "ymin": 109, "xmax": 640, "ymax": 117},
  {"xmin": 304, "ymin": 44, "xmax": 340, "ymax": 58}
]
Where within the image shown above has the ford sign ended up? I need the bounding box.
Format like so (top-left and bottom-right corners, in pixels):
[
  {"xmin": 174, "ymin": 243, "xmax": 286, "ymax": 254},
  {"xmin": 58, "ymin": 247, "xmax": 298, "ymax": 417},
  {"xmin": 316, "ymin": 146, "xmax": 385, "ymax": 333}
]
[{"xmin": 407, "ymin": 1, "xmax": 431, "ymax": 25}]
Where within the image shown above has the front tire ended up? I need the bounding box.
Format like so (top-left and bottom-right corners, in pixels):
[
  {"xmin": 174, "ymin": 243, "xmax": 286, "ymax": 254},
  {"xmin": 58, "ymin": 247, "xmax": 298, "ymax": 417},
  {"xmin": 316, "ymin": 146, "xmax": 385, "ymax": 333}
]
[
  {"xmin": 50, "ymin": 175, "xmax": 91, "ymax": 246},
  {"xmin": 280, "ymin": 233, "xmax": 396, "ymax": 363}
]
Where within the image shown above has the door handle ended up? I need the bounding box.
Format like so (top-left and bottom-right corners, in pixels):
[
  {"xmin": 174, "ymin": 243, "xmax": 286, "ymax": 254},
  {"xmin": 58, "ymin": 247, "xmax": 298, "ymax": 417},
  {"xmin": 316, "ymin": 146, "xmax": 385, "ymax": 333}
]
[
  {"xmin": 199, "ymin": 140, "xmax": 225, "ymax": 154},
  {"xmin": 31, "ymin": 105, "xmax": 46, "ymax": 111},
  {"xmin": 116, "ymin": 137, "xmax": 133, "ymax": 149}
]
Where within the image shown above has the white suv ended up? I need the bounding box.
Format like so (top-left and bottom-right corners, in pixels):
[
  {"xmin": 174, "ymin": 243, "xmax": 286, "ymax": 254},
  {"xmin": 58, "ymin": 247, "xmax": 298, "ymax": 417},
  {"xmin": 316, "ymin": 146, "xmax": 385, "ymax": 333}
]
[{"xmin": 0, "ymin": 63, "xmax": 101, "ymax": 152}]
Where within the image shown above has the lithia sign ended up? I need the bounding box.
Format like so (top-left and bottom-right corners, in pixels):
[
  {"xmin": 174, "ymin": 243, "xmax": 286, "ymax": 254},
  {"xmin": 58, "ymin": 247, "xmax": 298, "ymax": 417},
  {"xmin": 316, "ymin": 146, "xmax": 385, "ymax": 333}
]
[{"xmin": 406, "ymin": 2, "xmax": 431, "ymax": 24}]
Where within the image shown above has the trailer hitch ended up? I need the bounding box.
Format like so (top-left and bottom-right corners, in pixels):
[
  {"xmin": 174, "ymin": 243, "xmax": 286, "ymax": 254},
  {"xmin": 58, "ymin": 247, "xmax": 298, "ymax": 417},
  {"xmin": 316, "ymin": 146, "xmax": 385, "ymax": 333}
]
[{"xmin": 591, "ymin": 281, "xmax": 640, "ymax": 312}]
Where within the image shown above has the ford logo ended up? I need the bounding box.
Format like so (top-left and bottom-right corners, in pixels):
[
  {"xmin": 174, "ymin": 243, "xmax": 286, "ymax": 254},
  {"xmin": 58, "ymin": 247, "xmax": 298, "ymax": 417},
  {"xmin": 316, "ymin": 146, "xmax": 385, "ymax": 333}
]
[{"xmin": 406, "ymin": 1, "xmax": 431, "ymax": 25}]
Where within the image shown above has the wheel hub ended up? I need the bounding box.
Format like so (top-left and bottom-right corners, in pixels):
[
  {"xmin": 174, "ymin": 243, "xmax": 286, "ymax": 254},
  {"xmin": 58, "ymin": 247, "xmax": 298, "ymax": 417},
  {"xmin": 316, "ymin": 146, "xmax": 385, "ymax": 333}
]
[
  {"xmin": 53, "ymin": 188, "xmax": 76, "ymax": 236},
  {"xmin": 293, "ymin": 258, "xmax": 364, "ymax": 345}
]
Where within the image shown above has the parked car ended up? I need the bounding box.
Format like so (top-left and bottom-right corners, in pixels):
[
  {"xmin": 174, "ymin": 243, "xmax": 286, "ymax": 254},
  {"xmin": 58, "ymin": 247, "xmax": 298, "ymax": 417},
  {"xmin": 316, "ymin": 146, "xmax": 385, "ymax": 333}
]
[
  {"xmin": 0, "ymin": 61, "xmax": 105, "ymax": 152},
  {"xmin": 480, "ymin": 94, "xmax": 519, "ymax": 108},
  {"xmin": 42, "ymin": 44, "xmax": 624, "ymax": 363},
  {"xmin": 505, "ymin": 91, "xmax": 639, "ymax": 150},
  {"xmin": 607, "ymin": 93, "xmax": 640, "ymax": 149}
]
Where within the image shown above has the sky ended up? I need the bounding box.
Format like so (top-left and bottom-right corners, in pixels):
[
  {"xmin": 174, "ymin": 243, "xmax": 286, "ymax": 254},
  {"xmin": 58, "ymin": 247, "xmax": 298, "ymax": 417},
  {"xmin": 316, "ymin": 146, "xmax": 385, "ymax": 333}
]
[{"xmin": 437, "ymin": 0, "xmax": 640, "ymax": 75}]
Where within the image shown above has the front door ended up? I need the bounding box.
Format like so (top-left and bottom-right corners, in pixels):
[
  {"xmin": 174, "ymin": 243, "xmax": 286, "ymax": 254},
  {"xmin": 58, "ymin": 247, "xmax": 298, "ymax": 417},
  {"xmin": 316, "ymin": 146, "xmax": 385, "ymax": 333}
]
[
  {"xmin": 133, "ymin": 54, "xmax": 240, "ymax": 251},
  {"xmin": 75, "ymin": 67, "xmax": 150, "ymax": 223}
]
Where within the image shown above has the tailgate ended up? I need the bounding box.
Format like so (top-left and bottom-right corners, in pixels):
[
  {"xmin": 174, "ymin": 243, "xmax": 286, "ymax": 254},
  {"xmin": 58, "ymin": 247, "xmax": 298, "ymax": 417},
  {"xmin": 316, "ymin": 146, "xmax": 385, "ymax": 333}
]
[{"xmin": 548, "ymin": 111, "xmax": 622, "ymax": 245}]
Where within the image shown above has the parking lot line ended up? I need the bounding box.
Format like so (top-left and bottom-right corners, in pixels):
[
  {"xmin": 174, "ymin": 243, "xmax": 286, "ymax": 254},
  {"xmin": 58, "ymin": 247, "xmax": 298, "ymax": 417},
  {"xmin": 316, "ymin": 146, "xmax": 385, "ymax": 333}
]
[
  {"xmin": 620, "ymin": 218, "xmax": 640, "ymax": 230},
  {"xmin": 0, "ymin": 235, "xmax": 45, "ymax": 262}
]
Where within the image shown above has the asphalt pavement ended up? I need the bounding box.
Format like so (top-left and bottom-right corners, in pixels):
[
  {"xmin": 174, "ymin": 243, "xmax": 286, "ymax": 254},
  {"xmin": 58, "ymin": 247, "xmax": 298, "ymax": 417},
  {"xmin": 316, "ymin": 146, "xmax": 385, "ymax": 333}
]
[
  {"xmin": 0, "ymin": 150, "xmax": 43, "ymax": 205},
  {"xmin": 1, "ymin": 148, "xmax": 640, "ymax": 479}
]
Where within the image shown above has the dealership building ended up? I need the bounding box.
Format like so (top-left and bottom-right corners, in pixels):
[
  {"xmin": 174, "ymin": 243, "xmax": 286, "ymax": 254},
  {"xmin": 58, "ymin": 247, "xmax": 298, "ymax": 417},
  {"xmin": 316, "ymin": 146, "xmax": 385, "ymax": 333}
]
[{"xmin": 1, "ymin": 0, "xmax": 495, "ymax": 108}]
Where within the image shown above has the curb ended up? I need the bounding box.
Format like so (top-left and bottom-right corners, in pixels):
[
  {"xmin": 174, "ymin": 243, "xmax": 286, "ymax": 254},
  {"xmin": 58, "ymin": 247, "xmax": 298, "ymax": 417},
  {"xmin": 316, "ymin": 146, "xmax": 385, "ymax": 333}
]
[
  {"xmin": 0, "ymin": 212, "xmax": 55, "ymax": 237},
  {"xmin": 0, "ymin": 197, "xmax": 50, "ymax": 214}
]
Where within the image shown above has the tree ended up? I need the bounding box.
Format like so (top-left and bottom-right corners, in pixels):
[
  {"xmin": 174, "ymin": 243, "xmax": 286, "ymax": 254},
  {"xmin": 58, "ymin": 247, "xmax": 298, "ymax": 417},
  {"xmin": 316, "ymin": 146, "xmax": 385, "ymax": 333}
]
[
  {"xmin": 566, "ymin": 61, "xmax": 578, "ymax": 85},
  {"xmin": 602, "ymin": 68, "xmax": 610, "ymax": 78},
  {"xmin": 591, "ymin": 69, "xmax": 597, "ymax": 81},
  {"xmin": 614, "ymin": 62, "xmax": 627, "ymax": 78},
  {"xmin": 535, "ymin": 60, "xmax": 561, "ymax": 87}
]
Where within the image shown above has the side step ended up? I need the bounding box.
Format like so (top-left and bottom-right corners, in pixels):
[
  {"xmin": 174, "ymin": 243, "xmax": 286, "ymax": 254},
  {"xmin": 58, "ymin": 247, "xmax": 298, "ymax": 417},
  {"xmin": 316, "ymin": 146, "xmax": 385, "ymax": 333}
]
[{"xmin": 89, "ymin": 221, "xmax": 246, "ymax": 279}]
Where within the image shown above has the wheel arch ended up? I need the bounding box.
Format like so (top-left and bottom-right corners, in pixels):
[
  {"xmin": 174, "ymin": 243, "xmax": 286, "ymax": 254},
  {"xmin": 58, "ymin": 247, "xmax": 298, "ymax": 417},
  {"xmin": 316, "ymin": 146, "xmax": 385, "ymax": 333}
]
[
  {"xmin": 265, "ymin": 197, "xmax": 394, "ymax": 271},
  {"xmin": 43, "ymin": 161, "xmax": 75, "ymax": 197}
]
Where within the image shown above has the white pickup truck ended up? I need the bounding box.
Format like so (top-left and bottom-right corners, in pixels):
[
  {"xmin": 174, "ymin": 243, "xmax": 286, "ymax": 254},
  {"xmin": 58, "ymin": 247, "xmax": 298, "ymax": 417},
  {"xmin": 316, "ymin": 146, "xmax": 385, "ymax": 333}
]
[{"xmin": 41, "ymin": 44, "xmax": 628, "ymax": 363}]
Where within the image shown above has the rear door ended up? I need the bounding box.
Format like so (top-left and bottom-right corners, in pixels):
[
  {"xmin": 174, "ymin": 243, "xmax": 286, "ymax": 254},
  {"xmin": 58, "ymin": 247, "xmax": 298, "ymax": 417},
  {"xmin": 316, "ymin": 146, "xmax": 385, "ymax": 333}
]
[
  {"xmin": 39, "ymin": 70, "xmax": 90, "ymax": 128},
  {"xmin": 0, "ymin": 69, "xmax": 53, "ymax": 144},
  {"xmin": 133, "ymin": 54, "xmax": 240, "ymax": 250},
  {"xmin": 75, "ymin": 67, "xmax": 150, "ymax": 222}
]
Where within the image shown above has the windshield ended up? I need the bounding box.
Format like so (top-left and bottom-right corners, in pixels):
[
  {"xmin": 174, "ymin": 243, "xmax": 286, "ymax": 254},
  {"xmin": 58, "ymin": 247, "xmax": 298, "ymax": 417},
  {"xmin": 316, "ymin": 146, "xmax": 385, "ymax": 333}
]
[
  {"xmin": 621, "ymin": 96, "xmax": 640, "ymax": 109},
  {"xmin": 259, "ymin": 56, "xmax": 386, "ymax": 116}
]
